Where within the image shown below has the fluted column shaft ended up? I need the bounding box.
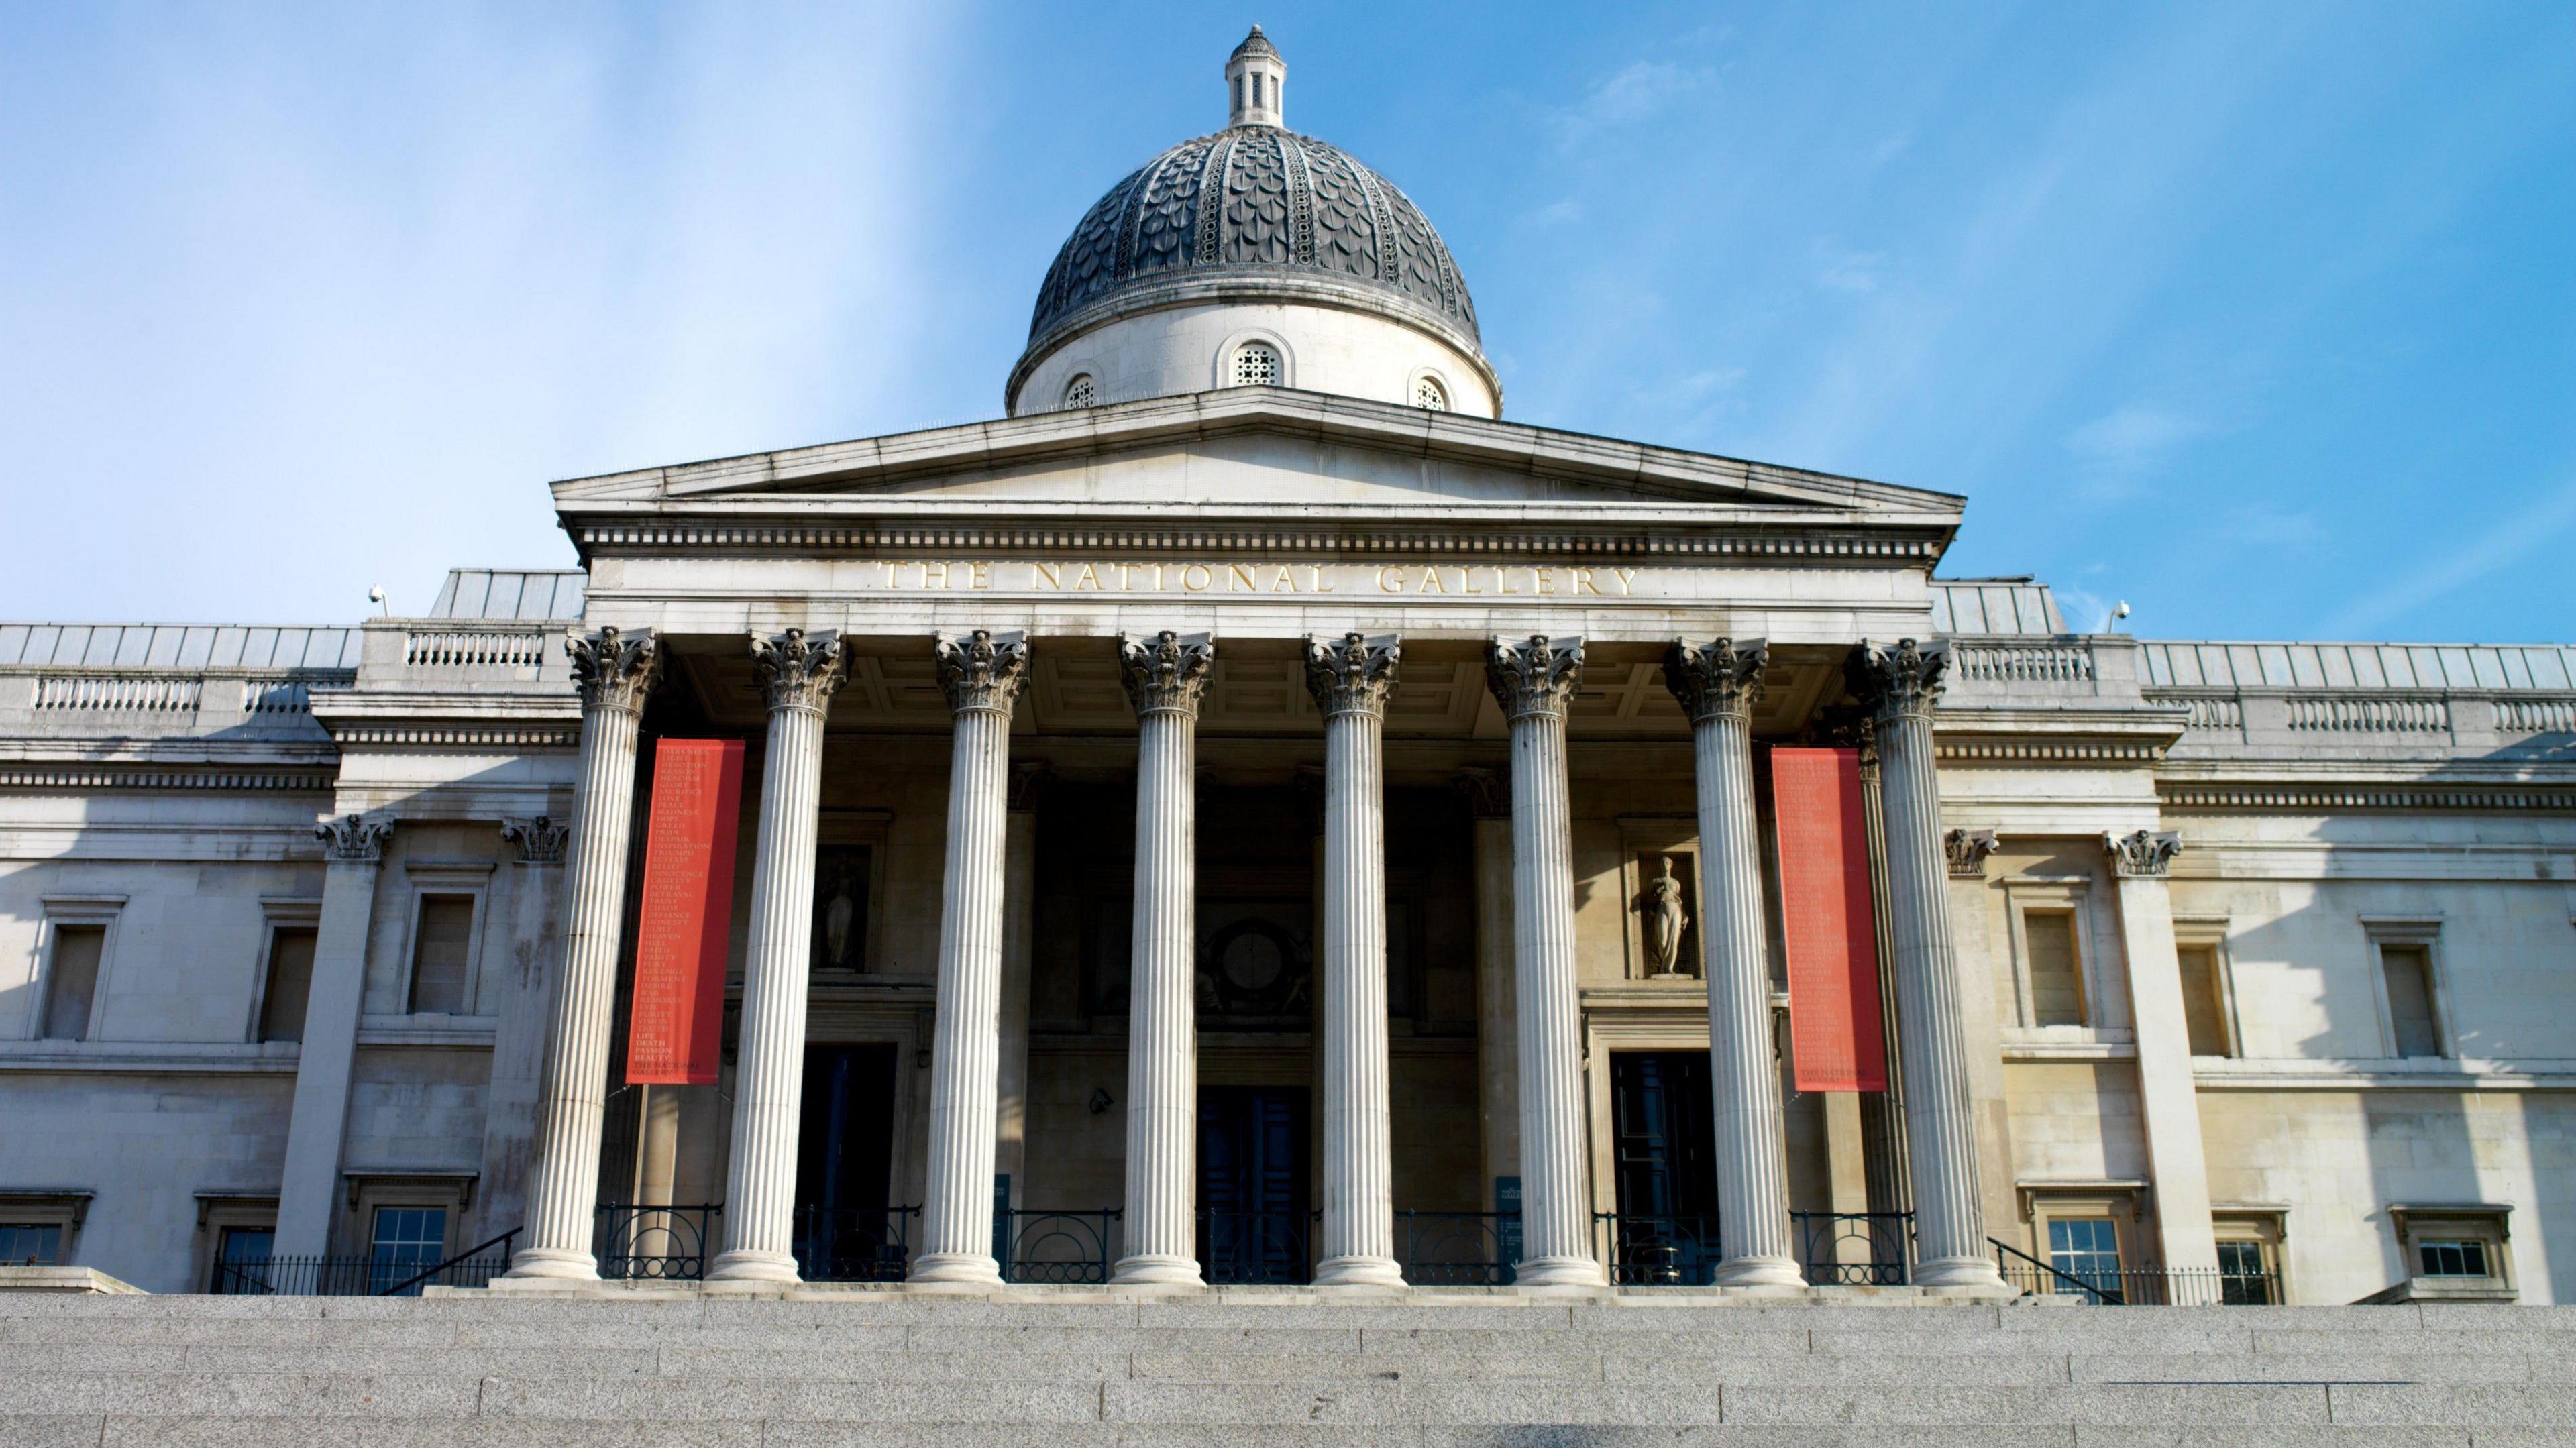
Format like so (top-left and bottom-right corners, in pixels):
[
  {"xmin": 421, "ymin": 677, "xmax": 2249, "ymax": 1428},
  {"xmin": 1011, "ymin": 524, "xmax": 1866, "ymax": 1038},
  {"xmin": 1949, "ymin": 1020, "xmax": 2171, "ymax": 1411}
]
[
  {"xmin": 511, "ymin": 628, "xmax": 659, "ymax": 1280},
  {"xmin": 1487, "ymin": 636, "xmax": 1605, "ymax": 1288},
  {"xmin": 1855, "ymin": 640, "xmax": 2006, "ymax": 1290},
  {"xmin": 914, "ymin": 631, "xmax": 1032, "ymax": 1286},
  {"xmin": 1307, "ymin": 633, "xmax": 1403, "ymax": 1287},
  {"xmin": 1668, "ymin": 639, "xmax": 1803, "ymax": 1287},
  {"xmin": 710, "ymin": 630, "xmax": 845, "ymax": 1283},
  {"xmin": 1115, "ymin": 631, "xmax": 1214, "ymax": 1285}
]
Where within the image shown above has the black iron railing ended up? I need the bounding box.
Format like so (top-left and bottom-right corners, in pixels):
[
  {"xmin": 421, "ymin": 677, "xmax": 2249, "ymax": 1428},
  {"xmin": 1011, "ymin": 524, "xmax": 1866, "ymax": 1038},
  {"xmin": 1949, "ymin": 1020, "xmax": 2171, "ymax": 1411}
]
[
  {"xmin": 794, "ymin": 1205, "xmax": 918, "ymax": 1282},
  {"xmin": 1794, "ymin": 1211, "xmax": 1914, "ymax": 1286},
  {"xmin": 1596, "ymin": 1213, "xmax": 1724, "ymax": 1286},
  {"xmin": 209, "ymin": 1228, "xmax": 518, "ymax": 1296},
  {"xmin": 1988, "ymin": 1237, "xmax": 2282, "ymax": 1305},
  {"xmin": 1000, "ymin": 1209, "xmax": 1120, "ymax": 1284},
  {"xmin": 1397, "ymin": 1210, "xmax": 1519, "ymax": 1286},
  {"xmin": 1198, "ymin": 1208, "xmax": 1311, "ymax": 1284},
  {"xmin": 596, "ymin": 1204, "xmax": 720, "ymax": 1281}
]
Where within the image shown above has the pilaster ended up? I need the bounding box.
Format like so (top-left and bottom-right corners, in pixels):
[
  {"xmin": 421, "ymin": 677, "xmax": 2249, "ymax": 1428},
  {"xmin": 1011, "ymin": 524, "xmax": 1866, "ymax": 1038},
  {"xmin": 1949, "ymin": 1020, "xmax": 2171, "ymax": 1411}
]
[{"xmin": 2106, "ymin": 829, "xmax": 2220, "ymax": 1274}]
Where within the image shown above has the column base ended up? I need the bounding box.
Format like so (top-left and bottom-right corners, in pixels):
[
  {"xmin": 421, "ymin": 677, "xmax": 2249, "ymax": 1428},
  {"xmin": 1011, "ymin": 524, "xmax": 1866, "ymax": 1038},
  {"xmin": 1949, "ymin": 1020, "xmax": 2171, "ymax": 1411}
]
[
  {"xmin": 705, "ymin": 1249, "xmax": 802, "ymax": 1284},
  {"xmin": 1511, "ymin": 1254, "xmax": 1607, "ymax": 1288},
  {"xmin": 1110, "ymin": 1254, "xmax": 1204, "ymax": 1286},
  {"xmin": 1709, "ymin": 1256, "xmax": 1808, "ymax": 1289},
  {"xmin": 502, "ymin": 1247, "xmax": 600, "ymax": 1282},
  {"xmin": 1311, "ymin": 1255, "xmax": 1407, "ymax": 1289},
  {"xmin": 908, "ymin": 1252, "xmax": 1004, "ymax": 1287},
  {"xmin": 1913, "ymin": 1254, "xmax": 2009, "ymax": 1290}
]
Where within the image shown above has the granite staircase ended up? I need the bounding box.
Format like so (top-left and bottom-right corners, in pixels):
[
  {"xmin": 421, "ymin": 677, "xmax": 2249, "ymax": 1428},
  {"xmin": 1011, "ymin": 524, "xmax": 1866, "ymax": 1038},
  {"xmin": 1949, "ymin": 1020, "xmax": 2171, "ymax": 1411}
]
[{"xmin": 0, "ymin": 1288, "xmax": 2569, "ymax": 1445}]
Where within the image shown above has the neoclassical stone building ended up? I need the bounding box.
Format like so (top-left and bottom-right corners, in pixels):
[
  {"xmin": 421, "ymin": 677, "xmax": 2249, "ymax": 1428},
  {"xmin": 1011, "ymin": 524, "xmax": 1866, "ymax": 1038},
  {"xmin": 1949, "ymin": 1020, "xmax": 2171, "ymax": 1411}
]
[{"xmin": 3, "ymin": 30, "xmax": 2571, "ymax": 1306}]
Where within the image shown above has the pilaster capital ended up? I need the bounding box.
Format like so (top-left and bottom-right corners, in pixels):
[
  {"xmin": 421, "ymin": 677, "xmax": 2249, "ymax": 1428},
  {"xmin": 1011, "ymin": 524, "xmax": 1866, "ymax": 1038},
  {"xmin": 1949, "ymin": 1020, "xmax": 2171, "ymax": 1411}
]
[
  {"xmin": 934, "ymin": 629, "xmax": 1031, "ymax": 716},
  {"xmin": 1303, "ymin": 631, "xmax": 1401, "ymax": 720},
  {"xmin": 1847, "ymin": 638, "xmax": 1949, "ymax": 722},
  {"xmin": 1007, "ymin": 761, "xmax": 1051, "ymax": 814},
  {"xmin": 567, "ymin": 626, "xmax": 661, "ymax": 715},
  {"xmin": 2106, "ymin": 828, "xmax": 2184, "ymax": 877},
  {"xmin": 1451, "ymin": 766, "xmax": 1511, "ymax": 819},
  {"xmin": 1120, "ymin": 630, "xmax": 1215, "ymax": 718},
  {"xmin": 753, "ymin": 628, "xmax": 848, "ymax": 714},
  {"xmin": 1945, "ymin": 828, "xmax": 2000, "ymax": 879},
  {"xmin": 1485, "ymin": 634, "xmax": 1584, "ymax": 722},
  {"xmin": 502, "ymin": 815, "xmax": 570, "ymax": 865},
  {"xmin": 1664, "ymin": 637, "xmax": 1768, "ymax": 725},
  {"xmin": 1807, "ymin": 702, "xmax": 1880, "ymax": 773},
  {"xmin": 316, "ymin": 812, "xmax": 394, "ymax": 863}
]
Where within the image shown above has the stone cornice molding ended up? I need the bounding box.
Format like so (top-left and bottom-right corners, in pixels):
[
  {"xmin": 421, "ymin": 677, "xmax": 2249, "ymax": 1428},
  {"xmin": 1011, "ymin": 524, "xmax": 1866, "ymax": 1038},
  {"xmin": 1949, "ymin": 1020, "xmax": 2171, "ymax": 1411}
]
[
  {"xmin": 1663, "ymin": 638, "xmax": 1767, "ymax": 725},
  {"xmin": 1936, "ymin": 738, "xmax": 2168, "ymax": 765},
  {"xmin": 1485, "ymin": 634, "xmax": 1584, "ymax": 723},
  {"xmin": 1451, "ymin": 767, "xmax": 1510, "ymax": 819},
  {"xmin": 752, "ymin": 628, "xmax": 848, "ymax": 715},
  {"xmin": 1847, "ymin": 639, "xmax": 1948, "ymax": 723},
  {"xmin": 1119, "ymin": 631, "xmax": 1215, "ymax": 718},
  {"xmin": 329, "ymin": 725, "xmax": 582, "ymax": 750},
  {"xmin": 932, "ymin": 629, "xmax": 1032, "ymax": 716},
  {"xmin": 2106, "ymin": 829, "xmax": 2184, "ymax": 877},
  {"xmin": 1945, "ymin": 828, "xmax": 2002, "ymax": 879},
  {"xmin": 1303, "ymin": 632, "xmax": 1401, "ymax": 720},
  {"xmin": 316, "ymin": 812, "xmax": 394, "ymax": 863},
  {"xmin": 501, "ymin": 816, "xmax": 570, "ymax": 865},
  {"xmin": 567, "ymin": 628, "xmax": 660, "ymax": 715},
  {"xmin": 2158, "ymin": 782, "xmax": 2576, "ymax": 812},
  {"xmin": 0, "ymin": 764, "xmax": 336, "ymax": 793}
]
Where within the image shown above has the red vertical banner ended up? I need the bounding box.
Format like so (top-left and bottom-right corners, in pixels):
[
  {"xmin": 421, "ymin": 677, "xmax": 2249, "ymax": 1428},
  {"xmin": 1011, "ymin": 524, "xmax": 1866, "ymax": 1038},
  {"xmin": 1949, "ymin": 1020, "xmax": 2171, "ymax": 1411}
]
[
  {"xmin": 1770, "ymin": 746, "xmax": 1889, "ymax": 1093},
  {"xmin": 625, "ymin": 738, "xmax": 744, "ymax": 1086}
]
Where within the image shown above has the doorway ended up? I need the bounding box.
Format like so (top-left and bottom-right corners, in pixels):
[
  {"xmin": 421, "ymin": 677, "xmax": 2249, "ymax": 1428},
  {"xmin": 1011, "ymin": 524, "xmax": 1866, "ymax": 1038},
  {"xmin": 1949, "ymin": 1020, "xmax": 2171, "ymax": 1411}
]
[
  {"xmin": 1199, "ymin": 1085, "xmax": 1309, "ymax": 1283},
  {"xmin": 792, "ymin": 1042, "xmax": 899, "ymax": 1280},
  {"xmin": 1607, "ymin": 1051, "xmax": 1723, "ymax": 1284}
]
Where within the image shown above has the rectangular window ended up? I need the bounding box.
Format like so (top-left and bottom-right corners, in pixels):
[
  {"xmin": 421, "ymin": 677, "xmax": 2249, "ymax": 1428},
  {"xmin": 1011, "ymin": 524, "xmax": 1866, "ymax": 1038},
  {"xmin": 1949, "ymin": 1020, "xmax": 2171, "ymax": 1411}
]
[
  {"xmin": 368, "ymin": 1207, "xmax": 447, "ymax": 1294},
  {"xmin": 0, "ymin": 1223, "xmax": 63, "ymax": 1265},
  {"xmin": 40, "ymin": 924, "xmax": 105, "ymax": 1040},
  {"xmin": 408, "ymin": 895, "xmax": 476, "ymax": 1015},
  {"xmin": 2047, "ymin": 1217, "xmax": 2122, "ymax": 1290},
  {"xmin": 2380, "ymin": 943, "xmax": 2442, "ymax": 1057},
  {"xmin": 2025, "ymin": 909, "xmax": 2086, "ymax": 1027},
  {"xmin": 2178, "ymin": 944, "xmax": 2233, "ymax": 1056},
  {"xmin": 2419, "ymin": 1239, "xmax": 2490, "ymax": 1278},
  {"xmin": 258, "ymin": 926, "xmax": 317, "ymax": 1043},
  {"xmin": 209, "ymin": 1225, "xmax": 275, "ymax": 1293},
  {"xmin": 2215, "ymin": 1239, "xmax": 2275, "ymax": 1304}
]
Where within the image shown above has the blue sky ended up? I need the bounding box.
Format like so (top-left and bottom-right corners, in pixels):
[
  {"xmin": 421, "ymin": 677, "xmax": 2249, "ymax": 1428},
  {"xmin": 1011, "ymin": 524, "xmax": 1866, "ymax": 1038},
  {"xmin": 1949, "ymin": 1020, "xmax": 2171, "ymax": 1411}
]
[{"xmin": 3, "ymin": 3, "xmax": 2570, "ymax": 642}]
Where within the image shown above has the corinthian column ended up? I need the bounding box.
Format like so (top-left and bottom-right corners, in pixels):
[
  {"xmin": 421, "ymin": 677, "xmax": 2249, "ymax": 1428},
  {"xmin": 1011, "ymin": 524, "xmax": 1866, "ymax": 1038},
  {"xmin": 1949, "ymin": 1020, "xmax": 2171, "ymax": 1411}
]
[
  {"xmin": 1113, "ymin": 630, "xmax": 1214, "ymax": 1286},
  {"xmin": 1305, "ymin": 632, "xmax": 1405, "ymax": 1288},
  {"xmin": 1849, "ymin": 639, "xmax": 2004, "ymax": 1290},
  {"xmin": 912, "ymin": 630, "xmax": 1032, "ymax": 1286},
  {"xmin": 1666, "ymin": 638, "xmax": 1803, "ymax": 1287},
  {"xmin": 708, "ymin": 628, "xmax": 846, "ymax": 1283},
  {"xmin": 1485, "ymin": 635, "xmax": 1605, "ymax": 1288},
  {"xmin": 509, "ymin": 628, "xmax": 659, "ymax": 1280}
]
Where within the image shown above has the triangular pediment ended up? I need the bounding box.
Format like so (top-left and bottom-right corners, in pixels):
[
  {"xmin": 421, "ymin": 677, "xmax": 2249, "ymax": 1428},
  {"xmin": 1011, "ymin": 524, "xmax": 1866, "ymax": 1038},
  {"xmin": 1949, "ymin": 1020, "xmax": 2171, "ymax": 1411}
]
[{"xmin": 551, "ymin": 388, "xmax": 1964, "ymax": 528}]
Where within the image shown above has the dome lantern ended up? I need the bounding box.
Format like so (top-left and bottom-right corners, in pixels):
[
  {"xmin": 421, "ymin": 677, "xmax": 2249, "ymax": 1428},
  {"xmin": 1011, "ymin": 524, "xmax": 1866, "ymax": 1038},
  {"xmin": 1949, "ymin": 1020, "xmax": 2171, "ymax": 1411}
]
[{"xmin": 1225, "ymin": 25, "xmax": 1285, "ymax": 128}]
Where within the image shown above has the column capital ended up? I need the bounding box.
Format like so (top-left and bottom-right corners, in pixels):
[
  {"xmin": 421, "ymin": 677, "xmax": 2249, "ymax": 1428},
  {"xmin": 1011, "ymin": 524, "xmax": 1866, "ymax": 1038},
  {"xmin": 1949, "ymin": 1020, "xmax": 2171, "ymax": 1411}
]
[
  {"xmin": 1303, "ymin": 631, "xmax": 1400, "ymax": 720},
  {"xmin": 568, "ymin": 627, "xmax": 661, "ymax": 715},
  {"xmin": 1847, "ymin": 638, "xmax": 1949, "ymax": 722},
  {"xmin": 2106, "ymin": 828, "xmax": 2184, "ymax": 877},
  {"xmin": 935, "ymin": 629, "xmax": 1032, "ymax": 716},
  {"xmin": 502, "ymin": 816, "xmax": 570, "ymax": 865},
  {"xmin": 1451, "ymin": 766, "xmax": 1510, "ymax": 819},
  {"xmin": 1664, "ymin": 637, "xmax": 1768, "ymax": 724},
  {"xmin": 315, "ymin": 812, "xmax": 394, "ymax": 863},
  {"xmin": 1485, "ymin": 634, "xmax": 1583, "ymax": 722},
  {"xmin": 1120, "ymin": 630, "xmax": 1215, "ymax": 718},
  {"xmin": 753, "ymin": 628, "xmax": 848, "ymax": 714},
  {"xmin": 1945, "ymin": 827, "xmax": 2000, "ymax": 879}
]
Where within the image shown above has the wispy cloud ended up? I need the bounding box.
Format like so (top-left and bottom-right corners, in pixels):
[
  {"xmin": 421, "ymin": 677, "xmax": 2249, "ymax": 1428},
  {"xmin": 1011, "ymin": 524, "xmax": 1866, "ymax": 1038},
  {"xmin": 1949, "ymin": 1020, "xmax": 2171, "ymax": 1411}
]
[
  {"xmin": 2064, "ymin": 402, "xmax": 2211, "ymax": 494},
  {"xmin": 2322, "ymin": 475, "xmax": 2576, "ymax": 636},
  {"xmin": 1812, "ymin": 239, "xmax": 1888, "ymax": 294},
  {"xmin": 1547, "ymin": 61, "xmax": 1717, "ymax": 149},
  {"xmin": 1524, "ymin": 198, "xmax": 1585, "ymax": 227}
]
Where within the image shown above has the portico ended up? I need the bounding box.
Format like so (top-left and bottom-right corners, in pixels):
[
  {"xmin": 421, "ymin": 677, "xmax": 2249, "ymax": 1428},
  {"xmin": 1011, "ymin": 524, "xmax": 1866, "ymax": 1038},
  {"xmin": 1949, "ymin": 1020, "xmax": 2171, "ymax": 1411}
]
[{"xmin": 498, "ymin": 386, "xmax": 2004, "ymax": 1293}]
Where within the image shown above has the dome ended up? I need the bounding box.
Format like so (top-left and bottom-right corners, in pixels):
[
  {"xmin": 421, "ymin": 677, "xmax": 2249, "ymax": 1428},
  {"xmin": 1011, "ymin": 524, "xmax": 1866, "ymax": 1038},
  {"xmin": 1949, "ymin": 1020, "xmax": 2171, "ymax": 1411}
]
[{"xmin": 1008, "ymin": 30, "xmax": 1495, "ymax": 416}]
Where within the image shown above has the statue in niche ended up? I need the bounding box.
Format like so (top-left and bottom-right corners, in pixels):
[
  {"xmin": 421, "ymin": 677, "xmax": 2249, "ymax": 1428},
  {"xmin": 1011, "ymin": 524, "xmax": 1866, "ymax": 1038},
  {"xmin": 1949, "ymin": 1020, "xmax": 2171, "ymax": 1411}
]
[
  {"xmin": 1633, "ymin": 855, "xmax": 1692, "ymax": 979},
  {"xmin": 810, "ymin": 848, "xmax": 869, "ymax": 972}
]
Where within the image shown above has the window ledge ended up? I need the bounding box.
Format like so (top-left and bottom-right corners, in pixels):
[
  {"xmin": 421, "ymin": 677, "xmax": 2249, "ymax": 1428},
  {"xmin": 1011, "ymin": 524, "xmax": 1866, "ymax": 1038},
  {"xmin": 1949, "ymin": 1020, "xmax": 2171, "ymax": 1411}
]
[
  {"xmin": 0, "ymin": 1042, "xmax": 298, "ymax": 1074},
  {"xmin": 2192, "ymin": 1058, "xmax": 2576, "ymax": 1090},
  {"xmin": 356, "ymin": 1015, "xmax": 498, "ymax": 1047}
]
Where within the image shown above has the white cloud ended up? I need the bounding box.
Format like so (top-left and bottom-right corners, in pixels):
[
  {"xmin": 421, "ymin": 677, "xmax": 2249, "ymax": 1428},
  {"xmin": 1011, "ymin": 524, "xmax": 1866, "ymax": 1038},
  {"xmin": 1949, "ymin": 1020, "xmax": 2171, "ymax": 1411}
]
[
  {"xmin": 2065, "ymin": 402, "xmax": 2211, "ymax": 488},
  {"xmin": 2322, "ymin": 476, "xmax": 2576, "ymax": 637},
  {"xmin": 1525, "ymin": 198, "xmax": 1586, "ymax": 227},
  {"xmin": 1548, "ymin": 62, "xmax": 1717, "ymax": 149}
]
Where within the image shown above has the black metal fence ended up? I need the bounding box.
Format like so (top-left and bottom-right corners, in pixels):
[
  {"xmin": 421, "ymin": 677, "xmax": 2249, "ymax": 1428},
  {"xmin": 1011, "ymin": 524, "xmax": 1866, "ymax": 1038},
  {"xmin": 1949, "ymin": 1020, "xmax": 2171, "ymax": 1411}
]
[
  {"xmin": 1200, "ymin": 1209, "xmax": 1310, "ymax": 1285},
  {"xmin": 1794, "ymin": 1211, "xmax": 1914, "ymax": 1286},
  {"xmin": 596, "ymin": 1204, "xmax": 720, "ymax": 1281},
  {"xmin": 792, "ymin": 1205, "xmax": 917, "ymax": 1283},
  {"xmin": 1990, "ymin": 1237, "xmax": 2281, "ymax": 1305},
  {"xmin": 1396, "ymin": 1210, "xmax": 1519, "ymax": 1286},
  {"xmin": 209, "ymin": 1229, "xmax": 519, "ymax": 1297},
  {"xmin": 999, "ymin": 1209, "xmax": 1120, "ymax": 1284},
  {"xmin": 1597, "ymin": 1213, "xmax": 1725, "ymax": 1285}
]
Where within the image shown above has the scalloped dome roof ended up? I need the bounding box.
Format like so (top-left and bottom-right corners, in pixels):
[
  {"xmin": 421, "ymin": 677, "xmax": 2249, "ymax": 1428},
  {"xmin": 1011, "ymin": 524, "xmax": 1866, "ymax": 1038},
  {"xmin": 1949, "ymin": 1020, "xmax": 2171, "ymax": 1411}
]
[{"xmin": 1023, "ymin": 125, "xmax": 1481, "ymax": 357}]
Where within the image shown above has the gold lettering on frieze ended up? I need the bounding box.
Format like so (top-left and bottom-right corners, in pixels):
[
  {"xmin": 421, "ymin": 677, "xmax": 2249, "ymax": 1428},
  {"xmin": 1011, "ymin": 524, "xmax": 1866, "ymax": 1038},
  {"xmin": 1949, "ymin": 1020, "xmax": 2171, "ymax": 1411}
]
[{"xmin": 857, "ymin": 561, "xmax": 1641, "ymax": 597}]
